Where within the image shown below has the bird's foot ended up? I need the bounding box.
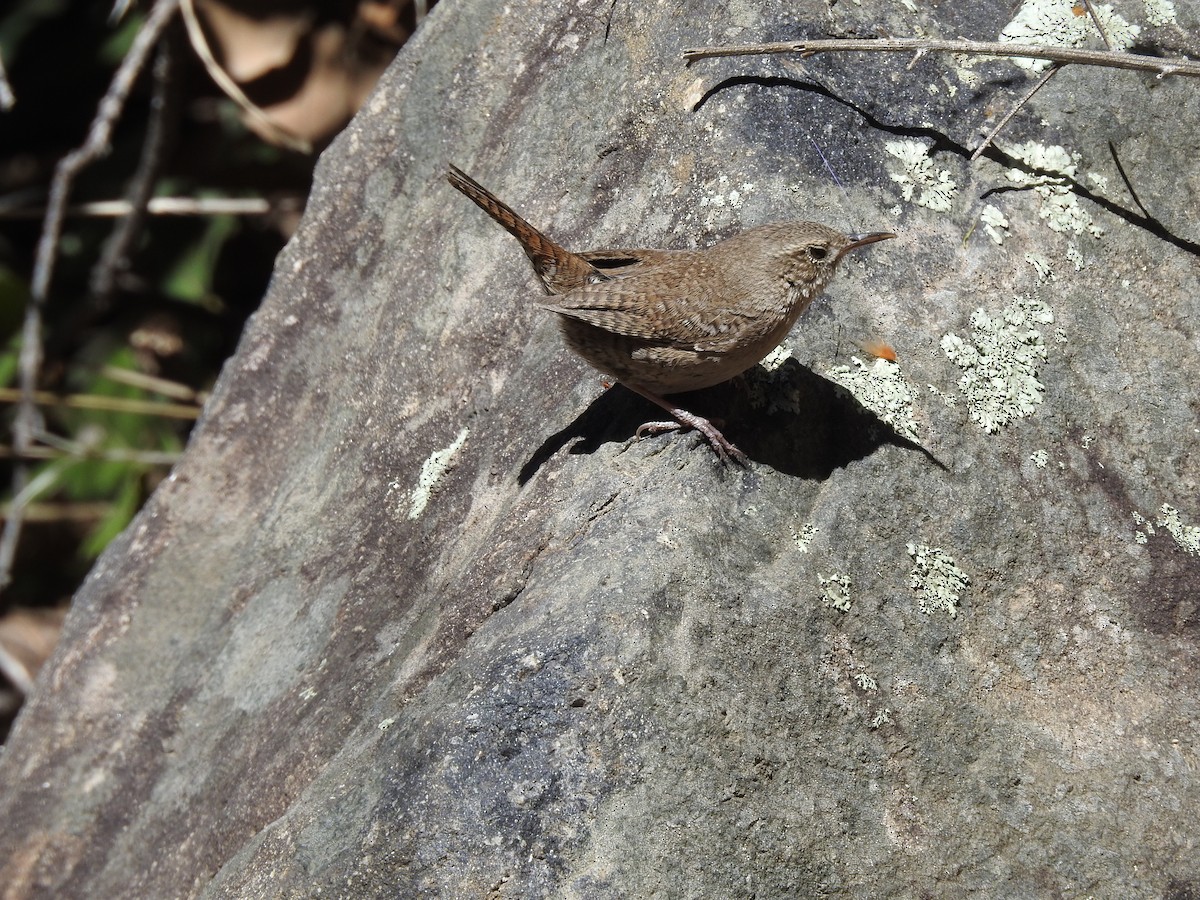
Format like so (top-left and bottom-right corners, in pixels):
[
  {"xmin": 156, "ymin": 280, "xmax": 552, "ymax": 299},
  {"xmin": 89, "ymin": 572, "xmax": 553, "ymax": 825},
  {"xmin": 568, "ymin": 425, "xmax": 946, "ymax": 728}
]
[{"xmin": 625, "ymin": 385, "xmax": 748, "ymax": 466}]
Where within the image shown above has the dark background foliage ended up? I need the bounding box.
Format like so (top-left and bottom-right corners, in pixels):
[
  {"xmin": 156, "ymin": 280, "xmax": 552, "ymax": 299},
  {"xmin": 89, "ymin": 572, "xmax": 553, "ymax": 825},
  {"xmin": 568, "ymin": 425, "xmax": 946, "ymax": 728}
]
[{"xmin": 0, "ymin": 0, "xmax": 428, "ymax": 739}]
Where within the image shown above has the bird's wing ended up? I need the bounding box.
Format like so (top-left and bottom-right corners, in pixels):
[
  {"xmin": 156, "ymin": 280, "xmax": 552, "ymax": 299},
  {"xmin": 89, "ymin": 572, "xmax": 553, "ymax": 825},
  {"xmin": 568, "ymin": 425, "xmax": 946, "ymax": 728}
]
[{"xmin": 540, "ymin": 275, "xmax": 745, "ymax": 353}]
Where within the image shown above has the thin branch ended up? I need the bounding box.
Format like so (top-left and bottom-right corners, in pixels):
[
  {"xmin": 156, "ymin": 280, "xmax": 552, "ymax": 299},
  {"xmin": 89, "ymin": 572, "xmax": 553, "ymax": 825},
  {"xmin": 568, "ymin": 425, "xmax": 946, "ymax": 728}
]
[
  {"xmin": 21, "ymin": 428, "xmax": 179, "ymax": 468},
  {"xmin": 0, "ymin": 48, "xmax": 14, "ymax": 111},
  {"xmin": 0, "ymin": 196, "xmax": 277, "ymax": 220},
  {"xmin": 179, "ymin": 0, "xmax": 312, "ymax": 153},
  {"xmin": 9, "ymin": 460, "xmax": 75, "ymax": 512},
  {"xmin": 91, "ymin": 34, "xmax": 180, "ymax": 306},
  {"xmin": 0, "ymin": 645, "xmax": 36, "ymax": 696},
  {"xmin": 971, "ymin": 4, "xmax": 1122, "ymax": 161},
  {"xmin": 0, "ymin": 387, "xmax": 202, "ymax": 420},
  {"xmin": 970, "ymin": 64, "xmax": 1060, "ymax": 162},
  {"xmin": 2, "ymin": 0, "xmax": 181, "ymax": 595},
  {"xmin": 1, "ymin": 502, "xmax": 120, "ymax": 522},
  {"xmin": 99, "ymin": 366, "xmax": 207, "ymax": 402},
  {"xmin": 110, "ymin": 0, "xmax": 135, "ymax": 24},
  {"xmin": 1080, "ymin": 0, "xmax": 1115, "ymax": 51},
  {"xmin": 20, "ymin": 430, "xmax": 179, "ymax": 468},
  {"xmin": 682, "ymin": 38, "xmax": 1200, "ymax": 79},
  {"xmin": 0, "ymin": 448, "xmax": 182, "ymax": 468}
]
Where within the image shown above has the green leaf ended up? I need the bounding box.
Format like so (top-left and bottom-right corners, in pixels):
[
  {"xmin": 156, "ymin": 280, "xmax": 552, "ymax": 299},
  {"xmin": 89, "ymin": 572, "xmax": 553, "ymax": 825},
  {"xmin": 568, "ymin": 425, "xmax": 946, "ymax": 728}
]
[
  {"xmin": 162, "ymin": 214, "xmax": 239, "ymax": 308},
  {"xmin": 98, "ymin": 10, "xmax": 141, "ymax": 65},
  {"xmin": 0, "ymin": 265, "xmax": 29, "ymax": 340}
]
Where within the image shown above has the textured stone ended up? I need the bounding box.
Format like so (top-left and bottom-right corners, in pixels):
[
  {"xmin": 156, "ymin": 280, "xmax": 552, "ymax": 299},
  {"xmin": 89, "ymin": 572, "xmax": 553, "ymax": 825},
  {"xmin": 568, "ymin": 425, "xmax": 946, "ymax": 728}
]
[{"xmin": 1, "ymin": 0, "xmax": 1199, "ymax": 897}]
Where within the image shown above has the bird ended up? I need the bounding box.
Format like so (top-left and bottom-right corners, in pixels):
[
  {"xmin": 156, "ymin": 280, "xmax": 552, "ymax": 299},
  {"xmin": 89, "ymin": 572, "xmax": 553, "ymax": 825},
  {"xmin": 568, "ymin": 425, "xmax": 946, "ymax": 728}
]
[{"xmin": 446, "ymin": 164, "xmax": 894, "ymax": 463}]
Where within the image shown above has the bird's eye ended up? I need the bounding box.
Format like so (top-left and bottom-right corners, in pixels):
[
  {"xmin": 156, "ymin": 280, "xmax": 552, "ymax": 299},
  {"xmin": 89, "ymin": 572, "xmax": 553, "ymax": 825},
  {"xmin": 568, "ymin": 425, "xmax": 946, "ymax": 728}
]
[{"xmin": 807, "ymin": 245, "xmax": 829, "ymax": 261}]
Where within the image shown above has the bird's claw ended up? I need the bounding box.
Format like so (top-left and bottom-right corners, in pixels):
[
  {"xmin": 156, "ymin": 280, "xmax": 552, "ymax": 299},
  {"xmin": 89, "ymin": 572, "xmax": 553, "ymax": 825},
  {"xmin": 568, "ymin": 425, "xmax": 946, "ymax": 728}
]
[{"xmin": 634, "ymin": 416, "xmax": 748, "ymax": 466}]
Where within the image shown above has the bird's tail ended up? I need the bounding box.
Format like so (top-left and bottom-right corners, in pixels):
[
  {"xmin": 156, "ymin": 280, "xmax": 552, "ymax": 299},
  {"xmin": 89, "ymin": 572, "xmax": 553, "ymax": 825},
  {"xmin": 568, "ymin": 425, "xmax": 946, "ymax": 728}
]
[{"xmin": 446, "ymin": 164, "xmax": 602, "ymax": 295}]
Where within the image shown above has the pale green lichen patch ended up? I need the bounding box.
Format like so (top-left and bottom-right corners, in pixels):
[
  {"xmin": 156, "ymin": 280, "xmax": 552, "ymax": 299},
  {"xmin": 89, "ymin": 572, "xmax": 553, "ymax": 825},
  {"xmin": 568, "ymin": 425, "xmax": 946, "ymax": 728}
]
[
  {"xmin": 827, "ymin": 357, "xmax": 920, "ymax": 442},
  {"xmin": 1030, "ymin": 449, "xmax": 1048, "ymax": 468},
  {"xmin": 1002, "ymin": 141, "xmax": 1104, "ymax": 237},
  {"xmin": 794, "ymin": 522, "xmax": 819, "ymax": 553},
  {"xmin": 1025, "ymin": 254, "xmax": 1053, "ymax": 280},
  {"xmin": 854, "ymin": 672, "xmax": 878, "ymax": 691},
  {"xmin": 1143, "ymin": 0, "xmax": 1177, "ymax": 26},
  {"xmin": 885, "ymin": 139, "xmax": 957, "ymax": 211},
  {"xmin": 940, "ymin": 296, "xmax": 1054, "ymax": 433},
  {"xmin": 407, "ymin": 426, "xmax": 469, "ymax": 519},
  {"xmin": 1133, "ymin": 510, "xmax": 1155, "ymax": 545},
  {"xmin": 760, "ymin": 342, "xmax": 793, "ymax": 373},
  {"xmin": 980, "ymin": 204, "xmax": 1010, "ymax": 245},
  {"xmin": 819, "ymin": 573, "xmax": 853, "ymax": 612},
  {"xmin": 907, "ymin": 543, "xmax": 968, "ymax": 618},
  {"xmin": 869, "ymin": 708, "xmax": 892, "ymax": 729},
  {"xmin": 1000, "ymin": 1, "xmax": 1140, "ymax": 72},
  {"xmin": 1138, "ymin": 504, "xmax": 1200, "ymax": 556}
]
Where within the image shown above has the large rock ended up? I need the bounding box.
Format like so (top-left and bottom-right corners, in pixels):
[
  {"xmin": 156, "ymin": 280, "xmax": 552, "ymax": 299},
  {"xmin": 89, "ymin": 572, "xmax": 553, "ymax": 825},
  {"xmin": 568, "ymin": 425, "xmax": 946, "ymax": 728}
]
[{"xmin": 2, "ymin": 0, "xmax": 1198, "ymax": 896}]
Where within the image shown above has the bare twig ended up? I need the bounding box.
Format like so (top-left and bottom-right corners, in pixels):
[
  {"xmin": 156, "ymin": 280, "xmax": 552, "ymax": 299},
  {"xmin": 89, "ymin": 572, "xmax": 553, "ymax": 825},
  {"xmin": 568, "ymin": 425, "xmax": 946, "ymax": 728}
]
[
  {"xmin": 91, "ymin": 35, "xmax": 180, "ymax": 306},
  {"xmin": 0, "ymin": 645, "xmax": 36, "ymax": 696},
  {"xmin": 19, "ymin": 429, "xmax": 179, "ymax": 469},
  {"xmin": 0, "ymin": 447, "xmax": 182, "ymax": 465},
  {"xmin": 1, "ymin": 502, "xmax": 121, "ymax": 523},
  {"xmin": 1, "ymin": 0, "xmax": 182, "ymax": 594},
  {"xmin": 179, "ymin": 0, "xmax": 312, "ymax": 153},
  {"xmin": 971, "ymin": 3, "xmax": 1119, "ymax": 160},
  {"xmin": 0, "ymin": 388, "xmax": 202, "ymax": 420},
  {"xmin": 9, "ymin": 460, "xmax": 76, "ymax": 513},
  {"xmin": 110, "ymin": 0, "xmax": 135, "ymax": 24},
  {"xmin": 99, "ymin": 366, "xmax": 207, "ymax": 402},
  {"xmin": 0, "ymin": 49, "xmax": 15, "ymax": 111},
  {"xmin": 682, "ymin": 38, "xmax": 1200, "ymax": 79},
  {"xmin": 970, "ymin": 64, "xmax": 1060, "ymax": 162},
  {"xmin": 1080, "ymin": 0, "xmax": 1115, "ymax": 51},
  {"xmin": 0, "ymin": 196, "xmax": 276, "ymax": 220}
]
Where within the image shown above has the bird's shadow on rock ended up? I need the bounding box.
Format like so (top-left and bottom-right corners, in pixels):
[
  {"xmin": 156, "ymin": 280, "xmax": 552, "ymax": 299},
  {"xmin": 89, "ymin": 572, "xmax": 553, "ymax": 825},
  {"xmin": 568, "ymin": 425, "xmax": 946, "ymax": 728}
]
[{"xmin": 518, "ymin": 359, "xmax": 944, "ymax": 483}]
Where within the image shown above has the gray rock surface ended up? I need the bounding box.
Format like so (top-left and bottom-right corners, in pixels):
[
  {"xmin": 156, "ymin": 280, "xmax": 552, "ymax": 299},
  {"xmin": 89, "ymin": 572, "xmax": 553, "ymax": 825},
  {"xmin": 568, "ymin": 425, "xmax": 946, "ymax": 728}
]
[{"xmin": 2, "ymin": 0, "xmax": 1199, "ymax": 897}]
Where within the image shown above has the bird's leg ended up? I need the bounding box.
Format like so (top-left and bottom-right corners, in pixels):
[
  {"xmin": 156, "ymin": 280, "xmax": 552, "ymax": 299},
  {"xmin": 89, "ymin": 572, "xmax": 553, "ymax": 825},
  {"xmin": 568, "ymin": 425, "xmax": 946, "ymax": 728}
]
[{"xmin": 622, "ymin": 383, "xmax": 748, "ymax": 465}]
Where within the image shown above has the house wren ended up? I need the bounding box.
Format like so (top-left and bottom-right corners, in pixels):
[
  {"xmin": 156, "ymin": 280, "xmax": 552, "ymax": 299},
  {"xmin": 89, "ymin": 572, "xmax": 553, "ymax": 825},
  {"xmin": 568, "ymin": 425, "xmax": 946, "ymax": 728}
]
[{"xmin": 446, "ymin": 164, "xmax": 894, "ymax": 463}]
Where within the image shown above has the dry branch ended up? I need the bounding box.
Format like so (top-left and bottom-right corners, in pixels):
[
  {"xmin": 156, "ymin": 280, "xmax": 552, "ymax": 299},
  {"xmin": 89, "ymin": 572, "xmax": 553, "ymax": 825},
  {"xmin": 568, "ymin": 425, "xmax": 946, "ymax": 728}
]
[
  {"xmin": 0, "ymin": 49, "xmax": 14, "ymax": 111},
  {"xmin": 179, "ymin": 0, "xmax": 312, "ymax": 153},
  {"xmin": 0, "ymin": 197, "xmax": 276, "ymax": 220},
  {"xmin": 970, "ymin": 64, "xmax": 1060, "ymax": 161},
  {"xmin": 682, "ymin": 38, "xmax": 1200, "ymax": 79},
  {"xmin": 0, "ymin": 388, "xmax": 202, "ymax": 420},
  {"xmin": 91, "ymin": 37, "xmax": 179, "ymax": 306}
]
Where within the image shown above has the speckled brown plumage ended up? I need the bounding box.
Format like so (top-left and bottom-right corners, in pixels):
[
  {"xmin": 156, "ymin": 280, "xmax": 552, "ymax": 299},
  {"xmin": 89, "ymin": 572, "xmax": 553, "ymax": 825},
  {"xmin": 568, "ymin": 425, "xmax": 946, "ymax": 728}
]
[{"xmin": 447, "ymin": 165, "xmax": 893, "ymax": 463}]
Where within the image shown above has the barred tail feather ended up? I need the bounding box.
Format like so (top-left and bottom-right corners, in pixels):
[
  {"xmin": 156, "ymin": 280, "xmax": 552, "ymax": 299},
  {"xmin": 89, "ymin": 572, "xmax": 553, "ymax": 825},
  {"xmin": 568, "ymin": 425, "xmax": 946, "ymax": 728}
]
[{"xmin": 446, "ymin": 164, "xmax": 603, "ymax": 295}]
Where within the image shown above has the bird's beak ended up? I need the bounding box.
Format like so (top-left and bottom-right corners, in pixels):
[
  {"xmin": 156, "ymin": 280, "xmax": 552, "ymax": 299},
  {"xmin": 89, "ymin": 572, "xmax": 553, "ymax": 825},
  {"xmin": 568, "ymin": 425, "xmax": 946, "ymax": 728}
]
[{"xmin": 837, "ymin": 231, "xmax": 896, "ymax": 261}]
